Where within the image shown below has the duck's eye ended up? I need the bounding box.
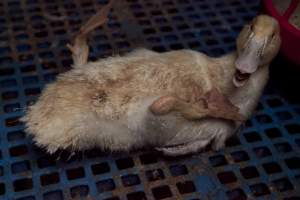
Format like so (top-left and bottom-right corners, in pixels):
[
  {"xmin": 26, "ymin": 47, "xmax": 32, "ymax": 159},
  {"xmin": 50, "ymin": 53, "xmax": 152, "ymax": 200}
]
[
  {"xmin": 271, "ymin": 32, "xmax": 276, "ymax": 38},
  {"xmin": 249, "ymin": 24, "xmax": 253, "ymax": 31}
]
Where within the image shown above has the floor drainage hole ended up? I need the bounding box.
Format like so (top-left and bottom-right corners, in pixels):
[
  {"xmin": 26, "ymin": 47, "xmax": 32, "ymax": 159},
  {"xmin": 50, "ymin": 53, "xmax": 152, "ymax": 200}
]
[
  {"xmin": 274, "ymin": 142, "xmax": 293, "ymax": 153},
  {"xmin": 250, "ymin": 183, "xmax": 270, "ymax": 197},
  {"xmin": 272, "ymin": 177, "xmax": 294, "ymax": 192},
  {"xmin": 24, "ymin": 88, "xmax": 41, "ymax": 96},
  {"xmin": 11, "ymin": 160, "xmax": 31, "ymax": 174},
  {"xmin": 267, "ymin": 98, "xmax": 283, "ymax": 108},
  {"xmin": 37, "ymin": 156, "xmax": 56, "ymax": 168},
  {"xmin": 240, "ymin": 166, "xmax": 259, "ymax": 179},
  {"xmin": 70, "ymin": 185, "xmax": 89, "ymax": 198},
  {"xmin": 176, "ymin": 180, "xmax": 196, "ymax": 194},
  {"xmin": 152, "ymin": 185, "xmax": 172, "ymax": 200},
  {"xmin": 0, "ymin": 78, "xmax": 17, "ymax": 88},
  {"xmin": 13, "ymin": 178, "xmax": 33, "ymax": 192},
  {"xmin": 43, "ymin": 190, "xmax": 63, "ymax": 200},
  {"xmin": 225, "ymin": 136, "xmax": 241, "ymax": 147},
  {"xmin": 0, "ymin": 183, "xmax": 5, "ymax": 195},
  {"xmin": 285, "ymin": 123, "xmax": 300, "ymax": 135},
  {"xmin": 2, "ymin": 91, "xmax": 18, "ymax": 100},
  {"xmin": 96, "ymin": 179, "xmax": 115, "ymax": 193},
  {"xmin": 21, "ymin": 64, "xmax": 36, "ymax": 73},
  {"xmin": 276, "ymin": 111, "xmax": 293, "ymax": 121},
  {"xmin": 244, "ymin": 131, "xmax": 262, "ymax": 143},
  {"xmin": 263, "ymin": 162, "xmax": 282, "ymax": 174},
  {"xmin": 253, "ymin": 146, "xmax": 271, "ymax": 158},
  {"xmin": 285, "ymin": 157, "xmax": 300, "ymax": 170},
  {"xmin": 230, "ymin": 151, "xmax": 250, "ymax": 162},
  {"xmin": 91, "ymin": 162, "xmax": 110, "ymax": 175},
  {"xmin": 145, "ymin": 168, "xmax": 165, "ymax": 181},
  {"xmin": 217, "ymin": 171, "xmax": 237, "ymax": 184},
  {"xmin": 9, "ymin": 145, "xmax": 28, "ymax": 157},
  {"xmin": 255, "ymin": 115, "xmax": 273, "ymax": 124},
  {"xmin": 226, "ymin": 188, "xmax": 247, "ymax": 200},
  {"xmin": 66, "ymin": 167, "xmax": 85, "ymax": 180},
  {"xmin": 169, "ymin": 164, "xmax": 188, "ymax": 176},
  {"xmin": 127, "ymin": 191, "xmax": 147, "ymax": 200},
  {"xmin": 0, "ymin": 67, "xmax": 15, "ymax": 76},
  {"xmin": 40, "ymin": 172, "xmax": 60, "ymax": 186},
  {"xmin": 121, "ymin": 174, "xmax": 141, "ymax": 187},
  {"xmin": 103, "ymin": 197, "xmax": 119, "ymax": 200},
  {"xmin": 4, "ymin": 103, "xmax": 21, "ymax": 113},
  {"xmin": 115, "ymin": 157, "xmax": 134, "ymax": 170},
  {"xmin": 264, "ymin": 128, "xmax": 282, "ymax": 139}
]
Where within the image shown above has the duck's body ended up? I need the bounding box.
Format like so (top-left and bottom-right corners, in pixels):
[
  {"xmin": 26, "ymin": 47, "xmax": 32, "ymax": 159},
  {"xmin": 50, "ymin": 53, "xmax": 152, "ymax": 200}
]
[
  {"xmin": 23, "ymin": 49, "xmax": 268, "ymax": 155},
  {"xmin": 22, "ymin": 4, "xmax": 281, "ymax": 156}
]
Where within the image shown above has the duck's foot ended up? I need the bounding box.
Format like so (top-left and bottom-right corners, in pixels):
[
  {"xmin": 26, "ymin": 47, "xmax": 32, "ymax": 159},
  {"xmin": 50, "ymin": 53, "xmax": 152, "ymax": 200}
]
[{"xmin": 67, "ymin": 0, "xmax": 115, "ymax": 66}]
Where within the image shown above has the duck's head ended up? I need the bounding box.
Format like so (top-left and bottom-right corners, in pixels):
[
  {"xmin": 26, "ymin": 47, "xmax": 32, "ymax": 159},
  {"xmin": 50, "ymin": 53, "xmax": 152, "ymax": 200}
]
[{"xmin": 234, "ymin": 15, "xmax": 281, "ymax": 87}]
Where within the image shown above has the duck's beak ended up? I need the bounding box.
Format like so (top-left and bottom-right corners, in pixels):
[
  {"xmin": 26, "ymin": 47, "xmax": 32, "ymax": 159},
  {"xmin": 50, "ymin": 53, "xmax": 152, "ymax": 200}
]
[{"xmin": 234, "ymin": 39, "xmax": 261, "ymax": 87}]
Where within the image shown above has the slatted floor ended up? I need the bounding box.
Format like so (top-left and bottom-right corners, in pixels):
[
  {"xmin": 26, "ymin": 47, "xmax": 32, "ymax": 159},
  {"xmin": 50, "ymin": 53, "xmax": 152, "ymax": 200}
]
[{"xmin": 0, "ymin": 0, "xmax": 299, "ymax": 199}]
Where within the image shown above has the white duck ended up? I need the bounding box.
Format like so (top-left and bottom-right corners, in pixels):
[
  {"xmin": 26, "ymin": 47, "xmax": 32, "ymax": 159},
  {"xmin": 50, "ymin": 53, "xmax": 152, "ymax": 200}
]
[{"xmin": 22, "ymin": 2, "xmax": 281, "ymax": 156}]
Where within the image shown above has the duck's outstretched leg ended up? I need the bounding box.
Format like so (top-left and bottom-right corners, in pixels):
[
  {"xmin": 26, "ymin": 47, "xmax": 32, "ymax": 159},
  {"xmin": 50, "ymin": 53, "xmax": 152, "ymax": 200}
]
[
  {"xmin": 67, "ymin": 0, "xmax": 115, "ymax": 66},
  {"xmin": 150, "ymin": 87, "xmax": 246, "ymax": 122}
]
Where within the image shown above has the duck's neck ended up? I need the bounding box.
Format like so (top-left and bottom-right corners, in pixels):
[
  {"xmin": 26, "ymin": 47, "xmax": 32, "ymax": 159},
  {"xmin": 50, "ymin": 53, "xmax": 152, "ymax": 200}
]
[{"xmin": 217, "ymin": 52, "xmax": 269, "ymax": 117}]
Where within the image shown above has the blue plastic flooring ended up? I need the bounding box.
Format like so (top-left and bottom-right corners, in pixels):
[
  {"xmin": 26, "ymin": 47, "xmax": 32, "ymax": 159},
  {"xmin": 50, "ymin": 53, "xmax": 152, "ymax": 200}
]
[{"xmin": 0, "ymin": 0, "xmax": 299, "ymax": 199}]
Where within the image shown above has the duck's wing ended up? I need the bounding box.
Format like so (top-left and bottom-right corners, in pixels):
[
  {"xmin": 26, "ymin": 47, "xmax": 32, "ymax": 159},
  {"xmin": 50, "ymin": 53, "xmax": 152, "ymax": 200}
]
[{"xmin": 150, "ymin": 87, "xmax": 246, "ymax": 122}]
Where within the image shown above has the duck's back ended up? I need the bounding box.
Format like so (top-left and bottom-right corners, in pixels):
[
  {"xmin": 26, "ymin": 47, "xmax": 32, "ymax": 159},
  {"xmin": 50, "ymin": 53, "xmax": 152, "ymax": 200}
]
[
  {"xmin": 74, "ymin": 49, "xmax": 218, "ymax": 117},
  {"xmin": 23, "ymin": 49, "xmax": 219, "ymax": 152}
]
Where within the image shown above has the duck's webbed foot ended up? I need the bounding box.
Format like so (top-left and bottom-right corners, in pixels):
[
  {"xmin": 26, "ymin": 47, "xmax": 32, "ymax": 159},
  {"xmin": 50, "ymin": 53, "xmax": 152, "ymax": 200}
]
[
  {"xmin": 67, "ymin": 0, "xmax": 114, "ymax": 66},
  {"xmin": 150, "ymin": 87, "xmax": 246, "ymax": 122}
]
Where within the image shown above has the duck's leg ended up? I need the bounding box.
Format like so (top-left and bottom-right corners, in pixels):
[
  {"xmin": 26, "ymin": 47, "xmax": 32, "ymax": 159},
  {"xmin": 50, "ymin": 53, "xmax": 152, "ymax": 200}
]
[
  {"xmin": 67, "ymin": 0, "xmax": 114, "ymax": 66},
  {"xmin": 150, "ymin": 87, "xmax": 246, "ymax": 122}
]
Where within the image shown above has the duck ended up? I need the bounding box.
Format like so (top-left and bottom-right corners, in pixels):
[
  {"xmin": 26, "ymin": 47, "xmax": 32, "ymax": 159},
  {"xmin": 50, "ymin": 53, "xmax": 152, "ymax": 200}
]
[{"xmin": 22, "ymin": 1, "xmax": 281, "ymax": 156}]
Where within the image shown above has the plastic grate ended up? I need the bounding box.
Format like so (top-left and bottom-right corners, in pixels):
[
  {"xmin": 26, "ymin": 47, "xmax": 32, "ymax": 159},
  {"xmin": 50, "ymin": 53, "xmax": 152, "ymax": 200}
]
[{"xmin": 0, "ymin": 0, "xmax": 299, "ymax": 199}]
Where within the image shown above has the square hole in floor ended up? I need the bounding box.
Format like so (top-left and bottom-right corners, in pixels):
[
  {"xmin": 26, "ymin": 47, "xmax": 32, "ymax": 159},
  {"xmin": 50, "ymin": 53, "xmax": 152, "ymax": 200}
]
[
  {"xmin": 169, "ymin": 164, "xmax": 188, "ymax": 176},
  {"xmin": 152, "ymin": 185, "xmax": 172, "ymax": 200},
  {"xmin": 217, "ymin": 171, "xmax": 237, "ymax": 184},
  {"xmin": 70, "ymin": 185, "xmax": 89, "ymax": 198},
  {"xmin": 244, "ymin": 131, "xmax": 262, "ymax": 143},
  {"xmin": 250, "ymin": 183, "xmax": 270, "ymax": 197},
  {"xmin": 253, "ymin": 146, "xmax": 272, "ymax": 158},
  {"xmin": 274, "ymin": 142, "xmax": 293, "ymax": 153},
  {"xmin": 226, "ymin": 188, "xmax": 247, "ymax": 200},
  {"xmin": 121, "ymin": 174, "xmax": 141, "ymax": 187},
  {"xmin": 40, "ymin": 172, "xmax": 60, "ymax": 186},
  {"xmin": 209, "ymin": 155, "xmax": 228, "ymax": 167},
  {"xmin": 66, "ymin": 167, "xmax": 85, "ymax": 180},
  {"xmin": 231, "ymin": 151, "xmax": 250, "ymax": 162},
  {"xmin": 115, "ymin": 157, "xmax": 134, "ymax": 170},
  {"xmin": 263, "ymin": 162, "xmax": 282, "ymax": 174},
  {"xmin": 264, "ymin": 128, "xmax": 282, "ymax": 139},
  {"xmin": 0, "ymin": 183, "xmax": 5, "ymax": 195},
  {"xmin": 176, "ymin": 180, "xmax": 196, "ymax": 194},
  {"xmin": 13, "ymin": 178, "xmax": 33, "ymax": 192},
  {"xmin": 43, "ymin": 190, "xmax": 63, "ymax": 200},
  {"xmin": 272, "ymin": 177, "xmax": 294, "ymax": 192},
  {"xmin": 240, "ymin": 166, "xmax": 259, "ymax": 179},
  {"xmin": 146, "ymin": 169, "xmax": 165, "ymax": 182},
  {"xmin": 91, "ymin": 162, "xmax": 110, "ymax": 175},
  {"xmin": 11, "ymin": 160, "xmax": 31, "ymax": 174},
  {"xmin": 127, "ymin": 191, "xmax": 147, "ymax": 200},
  {"xmin": 96, "ymin": 179, "xmax": 115, "ymax": 193},
  {"xmin": 285, "ymin": 157, "xmax": 300, "ymax": 170}
]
